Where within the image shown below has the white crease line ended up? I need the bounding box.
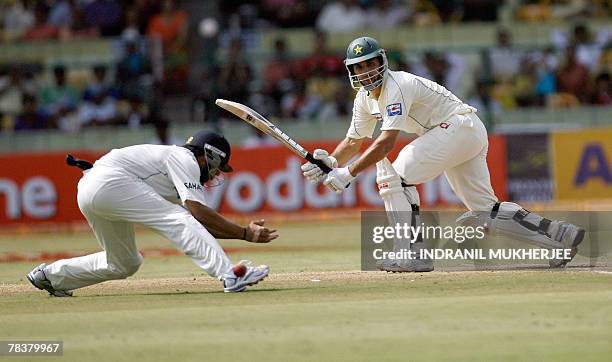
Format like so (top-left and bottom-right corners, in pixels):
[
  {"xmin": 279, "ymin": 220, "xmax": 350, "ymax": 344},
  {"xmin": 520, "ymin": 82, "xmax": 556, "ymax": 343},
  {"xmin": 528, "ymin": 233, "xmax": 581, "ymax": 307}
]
[{"xmin": 592, "ymin": 271, "xmax": 612, "ymax": 275}]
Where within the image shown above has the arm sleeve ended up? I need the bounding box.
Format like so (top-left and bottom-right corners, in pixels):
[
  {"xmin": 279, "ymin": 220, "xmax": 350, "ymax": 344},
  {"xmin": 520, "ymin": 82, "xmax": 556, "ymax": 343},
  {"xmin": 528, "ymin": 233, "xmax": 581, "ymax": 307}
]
[
  {"xmin": 346, "ymin": 92, "xmax": 377, "ymax": 139},
  {"xmin": 380, "ymin": 77, "xmax": 416, "ymax": 132},
  {"xmin": 165, "ymin": 150, "xmax": 208, "ymax": 206}
]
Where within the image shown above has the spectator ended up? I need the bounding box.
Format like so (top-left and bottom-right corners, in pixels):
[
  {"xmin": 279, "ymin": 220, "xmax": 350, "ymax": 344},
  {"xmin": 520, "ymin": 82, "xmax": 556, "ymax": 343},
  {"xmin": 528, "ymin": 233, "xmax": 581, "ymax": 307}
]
[
  {"xmin": 549, "ymin": 0, "xmax": 591, "ymax": 20},
  {"xmin": 48, "ymin": 0, "xmax": 73, "ymax": 29},
  {"xmin": 68, "ymin": 2, "xmax": 99, "ymax": 38},
  {"xmin": 217, "ymin": 38, "xmax": 252, "ymax": 105},
  {"xmin": 411, "ymin": 0, "xmax": 442, "ymax": 26},
  {"xmin": 22, "ymin": 68, "xmax": 39, "ymax": 96},
  {"xmin": 263, "ymin": 37, "xmax": 293, "ymax": 104},
  {"xmin": 260, "ymin": 0, "xmax": 318, "ymax": 28},
  {"xmin": 467, "ymin": 79, "xmax": 501, "ymax": 128},
  {"xmin": 591, "ymin": 72, "xmax": 611, "ymax": 105},
  {"xmin": 516, "ymin": 1, "xmax": 552, "ymax": 22},
  {"xmin": 147, "ymin": 0, "xmax": 188, "ymax": 92},
  {"xmin": 412, "ymin": 51, "xmax": 465, "ymax": 92},
  {"xmin": 316, "ymin": 0, "xmax": 366, "ymax": 33},
  {"xmin": 533, "ymin": 47, "xmax": 558, "ymax": 101},
  {"xmin": 117, "ymin": 95, "xmax": 148, "ymax": 128},
  {"xmin": 40, "ymin": 65, "xmax": 79, "ymax": 126},
  {"xmin": 116, "ymin": 40, "xmax": 153, "ymax": 102},
  {"xmin": 151, "ymin": 118, "xmax": 181, "ymax": 145},
  {"xmin": 514, "ymin": 57, "xmax": 541, "ymax": 107},
  {"xmin": 2, "ymin": 0, "xmax": 34, "ymax": 40},
  {"xmin": 82, "ymin": 0, "xmax": 123, "ymax": 36},
  {"xmin": 572, "ymin": 24, "xmax": 610, "ymax": 72},
  {"xmin": 597, "ymin": 45, "xmax": 612, "ymax": 75},
  {"xmin": 556, "ymin": 46, "xmax": 590, "ymax": 102},
  {"xmin": 316, "ymin": 84, "xmax": 352, "ymax": 123},
  {"xmin": 461, "ymin": 0, "xmax": 500, "ymax": 22},
  {"xmin": 23, "ymin": 4, "xmax": 58, "ymax": 41},
  {"xmin": 14, "ymin": 94, "xmax": 54, "ymax": 131},
  {"xmin": 83, "ymin": 64, "xmax": 117, "ymax": 101},
  {"xmin": 293, "ymin": 31, "xmax": 344, "ymax": 80},
  {"xmin": 489, "ymin": 28, "xmax": 523, "ymax": 82},
  {"xmin": 147, "ymin": 0, "xmax": 187, "ymax": 51},
  {"xmin": 77, "ymin": 85, "xmax": 119, "ymax": 127},
  {"xmin": 365, "ymin": 0, "xmax": 411, "ymax": 29},
  {"xmin": 121, "ymin": 6, "xmax": 141, "ymax": 42},
  {"xmin": 281, "ymin": 81, "xmax": 322, "ymax": 120},
  {"xmin": 430, "ymin": 0, "xmax": 462, "ymax": 22},
  {"xmin": 133, "ymin": 0, "xmax": 160, "ymax": 35},
  {"xmin": 0, "ymin": 66, "xmax": 25, "ymax": 119},
  {"xmin": 551, "ymin": 23, "xmax": 611, "ymax": 71}
]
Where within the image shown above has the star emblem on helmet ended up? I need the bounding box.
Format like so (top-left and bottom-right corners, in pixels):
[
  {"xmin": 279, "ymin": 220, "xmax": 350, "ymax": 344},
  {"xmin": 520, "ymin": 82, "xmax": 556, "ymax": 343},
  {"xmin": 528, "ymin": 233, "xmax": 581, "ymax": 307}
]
[{"xmin": 353, "ymin": 44, "xmax": 363, "ymax": 55}]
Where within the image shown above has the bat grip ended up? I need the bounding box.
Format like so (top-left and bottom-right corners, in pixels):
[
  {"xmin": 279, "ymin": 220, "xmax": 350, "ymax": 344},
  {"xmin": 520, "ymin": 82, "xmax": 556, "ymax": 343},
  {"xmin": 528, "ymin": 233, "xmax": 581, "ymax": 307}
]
[{"xmin": 305, "ymin": 153, "xmax": 333, "ymax": 173}]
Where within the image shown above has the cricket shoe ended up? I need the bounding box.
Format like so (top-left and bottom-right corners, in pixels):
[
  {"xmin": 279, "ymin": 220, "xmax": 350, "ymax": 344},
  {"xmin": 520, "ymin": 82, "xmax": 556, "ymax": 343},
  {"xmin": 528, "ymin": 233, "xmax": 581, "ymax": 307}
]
[
  {"xmin": 376, "ymin": 258, "xmax": 434, "ymax": 273},
  {"xmin": 549, "ymin": 222, "xmax": 585, "ymax": 268},
  {"xmin": 26, "ymin": 263, "xmax": 73, "ymax": 297},
  {"xmin": 223, "ymin": 260, "xmax": 269, "ymax": 293}
]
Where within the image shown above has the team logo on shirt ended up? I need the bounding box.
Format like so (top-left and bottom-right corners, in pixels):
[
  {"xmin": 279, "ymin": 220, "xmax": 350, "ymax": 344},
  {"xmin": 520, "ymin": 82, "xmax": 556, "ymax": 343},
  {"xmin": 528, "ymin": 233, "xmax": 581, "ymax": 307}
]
[
  {"xmin": 184, "ymin": 182, "xmax": 203, "ymax": 191},
  {"xmin": 372, "ymin": 113, "xmax": 383, "ymax": 122},
  {"xmin": 386, "ymin": 103, "xmax": 402, "ymax": 116}
]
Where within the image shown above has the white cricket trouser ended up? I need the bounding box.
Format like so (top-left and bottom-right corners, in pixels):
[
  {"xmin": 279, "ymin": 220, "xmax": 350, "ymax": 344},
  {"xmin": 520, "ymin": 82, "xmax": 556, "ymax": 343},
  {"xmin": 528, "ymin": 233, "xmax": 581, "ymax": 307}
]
[
  {"xmin": 392, "ymin": 112, "xmax": 498, "ymax": 211},
  {"xmin": 45, "ymin": 166, "xmax": 232, "ymax": 291}
]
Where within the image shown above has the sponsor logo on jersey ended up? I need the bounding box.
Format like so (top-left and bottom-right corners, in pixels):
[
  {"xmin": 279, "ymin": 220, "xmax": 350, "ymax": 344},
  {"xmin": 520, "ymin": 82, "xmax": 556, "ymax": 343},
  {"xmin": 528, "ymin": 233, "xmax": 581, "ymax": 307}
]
[
  {"xmin": 372, "ymin": 113, "xmax": 382, "ymax": 122},
  {"xmin": 440, "ymin": 122, "xmax": 450, "ymax": 129},
  {"xmin": 184, "ymin": 182, "xmax": 203, "ymax": 191},
  {"xmin": 386, "ymin": 103, "xmax": 402, "ymax": 116}
]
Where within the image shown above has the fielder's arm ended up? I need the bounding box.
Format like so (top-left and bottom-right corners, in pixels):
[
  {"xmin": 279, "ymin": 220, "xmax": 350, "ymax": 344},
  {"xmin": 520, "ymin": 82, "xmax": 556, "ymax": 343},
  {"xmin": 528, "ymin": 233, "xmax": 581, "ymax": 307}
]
[
  {"xmin": 184, "ymin": 200, "xmax": 277, "ymax": 243},
  {"xmin": 330, "ymin": 137, "xmax": 365, "ymax": 165},
  {"xmin": 347, "ymin": 130, "xmax": 399, "ymax": 176}
]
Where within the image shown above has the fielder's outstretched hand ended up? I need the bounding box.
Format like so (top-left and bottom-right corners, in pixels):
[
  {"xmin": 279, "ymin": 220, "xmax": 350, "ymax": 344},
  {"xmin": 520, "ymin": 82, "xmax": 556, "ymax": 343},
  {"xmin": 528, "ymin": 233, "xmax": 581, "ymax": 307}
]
[
  {"xmin": 323, "ymin": 167, "xmax": 355, "ymax": 193},
  {"xmin": 245, "ymin": 219, "xmax": 278, "ymax": 243},
  {"xmin": 301, "ymin": 149, "xmax": 337, "ymax": 183}
]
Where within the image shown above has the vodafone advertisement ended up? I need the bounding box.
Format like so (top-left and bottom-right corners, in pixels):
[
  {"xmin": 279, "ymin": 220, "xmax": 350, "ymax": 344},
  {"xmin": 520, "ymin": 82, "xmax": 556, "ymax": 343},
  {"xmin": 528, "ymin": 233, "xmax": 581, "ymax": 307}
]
[{"xmin": 0, "ymin": 138, "xmax": 507, "ymax": 226}]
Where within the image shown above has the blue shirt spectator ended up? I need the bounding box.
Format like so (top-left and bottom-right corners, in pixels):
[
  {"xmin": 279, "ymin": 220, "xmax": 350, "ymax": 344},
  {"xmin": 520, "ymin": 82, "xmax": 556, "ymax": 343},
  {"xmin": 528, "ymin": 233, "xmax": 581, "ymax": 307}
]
[{"xmin": 48, "ymin": 0, "xmax": 73, "ymax": 28}]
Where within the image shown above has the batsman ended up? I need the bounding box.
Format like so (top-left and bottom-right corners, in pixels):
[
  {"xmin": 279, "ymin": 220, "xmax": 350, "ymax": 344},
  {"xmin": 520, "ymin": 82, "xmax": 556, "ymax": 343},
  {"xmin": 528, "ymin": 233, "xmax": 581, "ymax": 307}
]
[{"xmin": 301, "ymin": 36, "xmax": 584, "ymax": 272}]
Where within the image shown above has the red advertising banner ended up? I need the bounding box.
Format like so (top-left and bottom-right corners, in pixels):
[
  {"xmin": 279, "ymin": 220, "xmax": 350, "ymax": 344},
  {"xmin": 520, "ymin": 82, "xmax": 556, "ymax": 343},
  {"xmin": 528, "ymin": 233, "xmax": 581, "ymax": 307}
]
[
  {"xmin": 0, "ymin": 151, "xmax": 100, "ymax": 226},
  {"xmin": 0, "ymin": 137, "xmax": 507, "ymax": 226}
]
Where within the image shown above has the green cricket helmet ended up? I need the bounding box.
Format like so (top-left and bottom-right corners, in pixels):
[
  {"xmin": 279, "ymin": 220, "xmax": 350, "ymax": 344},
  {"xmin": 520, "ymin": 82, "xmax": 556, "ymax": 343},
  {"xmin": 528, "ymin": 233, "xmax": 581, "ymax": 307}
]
[{"xmin": 344, "ymin": 36, "xmax": 388, "ymax": 91}]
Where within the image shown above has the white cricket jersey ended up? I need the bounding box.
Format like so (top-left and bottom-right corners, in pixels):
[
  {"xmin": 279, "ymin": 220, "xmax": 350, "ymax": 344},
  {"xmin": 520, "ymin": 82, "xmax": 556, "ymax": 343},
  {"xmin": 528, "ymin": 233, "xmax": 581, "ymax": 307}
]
[
  {"xmin": 94, "ymin": 144, "xmax": 207, "ymax": 205},
  {"xmin": 347, "ymin": 70, "xmax": 476, "ymax": 138}
]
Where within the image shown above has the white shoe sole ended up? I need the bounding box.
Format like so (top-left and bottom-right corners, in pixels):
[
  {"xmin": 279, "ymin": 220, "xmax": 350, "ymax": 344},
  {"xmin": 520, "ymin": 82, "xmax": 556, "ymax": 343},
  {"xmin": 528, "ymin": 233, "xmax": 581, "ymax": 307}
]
[{"xmin": 224, "ymin": 267, "xmax": 269, "ymax": 293}]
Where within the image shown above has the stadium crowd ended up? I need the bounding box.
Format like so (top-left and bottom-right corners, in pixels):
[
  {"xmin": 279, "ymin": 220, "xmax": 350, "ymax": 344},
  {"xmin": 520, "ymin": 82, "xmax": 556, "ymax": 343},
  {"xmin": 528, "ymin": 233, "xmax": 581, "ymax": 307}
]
[
  {"xmin": 0, "ymin": 0, "xmax": 610, "ymax": 134},
  {"xmin": 0, "ymin": 0, "xmax": 186, "ymax": 132}
]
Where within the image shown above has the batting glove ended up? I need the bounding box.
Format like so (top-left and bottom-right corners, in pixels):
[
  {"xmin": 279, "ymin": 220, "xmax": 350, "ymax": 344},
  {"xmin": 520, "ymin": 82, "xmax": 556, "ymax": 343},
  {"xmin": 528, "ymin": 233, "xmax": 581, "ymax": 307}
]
[
  {"xmin": 323, "ymin": 167, "xmax": 355, "ymax": 193},
  {"xmin": 300, "ymin": 149, "xmax": 338, "ymax": 184}
]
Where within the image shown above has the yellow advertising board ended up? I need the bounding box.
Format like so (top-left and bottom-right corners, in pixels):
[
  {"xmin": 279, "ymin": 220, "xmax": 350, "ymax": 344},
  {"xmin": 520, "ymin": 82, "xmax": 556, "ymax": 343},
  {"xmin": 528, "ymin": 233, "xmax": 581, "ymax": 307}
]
[{"xmin": 552, "ymin": 128, "xmax": 612, "ymax": 199}]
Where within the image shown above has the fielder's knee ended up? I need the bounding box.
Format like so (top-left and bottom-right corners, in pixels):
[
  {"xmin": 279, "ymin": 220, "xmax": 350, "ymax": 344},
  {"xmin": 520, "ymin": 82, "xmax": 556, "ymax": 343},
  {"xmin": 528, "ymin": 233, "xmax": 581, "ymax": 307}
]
[{"xmin": 109, "ymin": 255, "xmax": 143, "ymax": 279}]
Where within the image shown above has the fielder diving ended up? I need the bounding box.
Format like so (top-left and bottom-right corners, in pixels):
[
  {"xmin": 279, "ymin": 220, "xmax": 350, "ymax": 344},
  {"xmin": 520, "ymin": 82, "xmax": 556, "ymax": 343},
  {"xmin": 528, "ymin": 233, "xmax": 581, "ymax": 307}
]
[
  {"xmin": 301, "ymin": 36, "xmax": 584, "ymax": 272},
  {"xmin": 28, "ymin": 131, "xmax": 278, "ymax": 296}
]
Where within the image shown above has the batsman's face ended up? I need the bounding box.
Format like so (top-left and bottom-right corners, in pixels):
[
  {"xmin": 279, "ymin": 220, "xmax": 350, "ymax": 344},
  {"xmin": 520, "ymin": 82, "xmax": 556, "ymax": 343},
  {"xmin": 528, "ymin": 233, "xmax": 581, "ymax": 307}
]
[{"xmin": 353, "ymin": 58, "xmax": 382, "ymax": 86}]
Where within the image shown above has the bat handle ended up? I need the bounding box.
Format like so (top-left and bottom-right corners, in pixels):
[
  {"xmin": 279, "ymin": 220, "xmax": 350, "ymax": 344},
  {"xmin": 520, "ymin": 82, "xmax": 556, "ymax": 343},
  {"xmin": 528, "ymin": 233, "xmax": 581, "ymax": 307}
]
[{"xmin": 305, "ymin": 152, "xmax": 333, "ymax": 173}]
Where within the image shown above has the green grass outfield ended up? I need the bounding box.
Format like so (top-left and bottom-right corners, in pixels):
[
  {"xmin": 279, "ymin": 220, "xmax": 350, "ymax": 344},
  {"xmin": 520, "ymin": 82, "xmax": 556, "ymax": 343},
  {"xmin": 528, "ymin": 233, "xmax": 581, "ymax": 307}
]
[{"xmin": 1, "ymin": 220, "xmax": 611, "ymax": 362}]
